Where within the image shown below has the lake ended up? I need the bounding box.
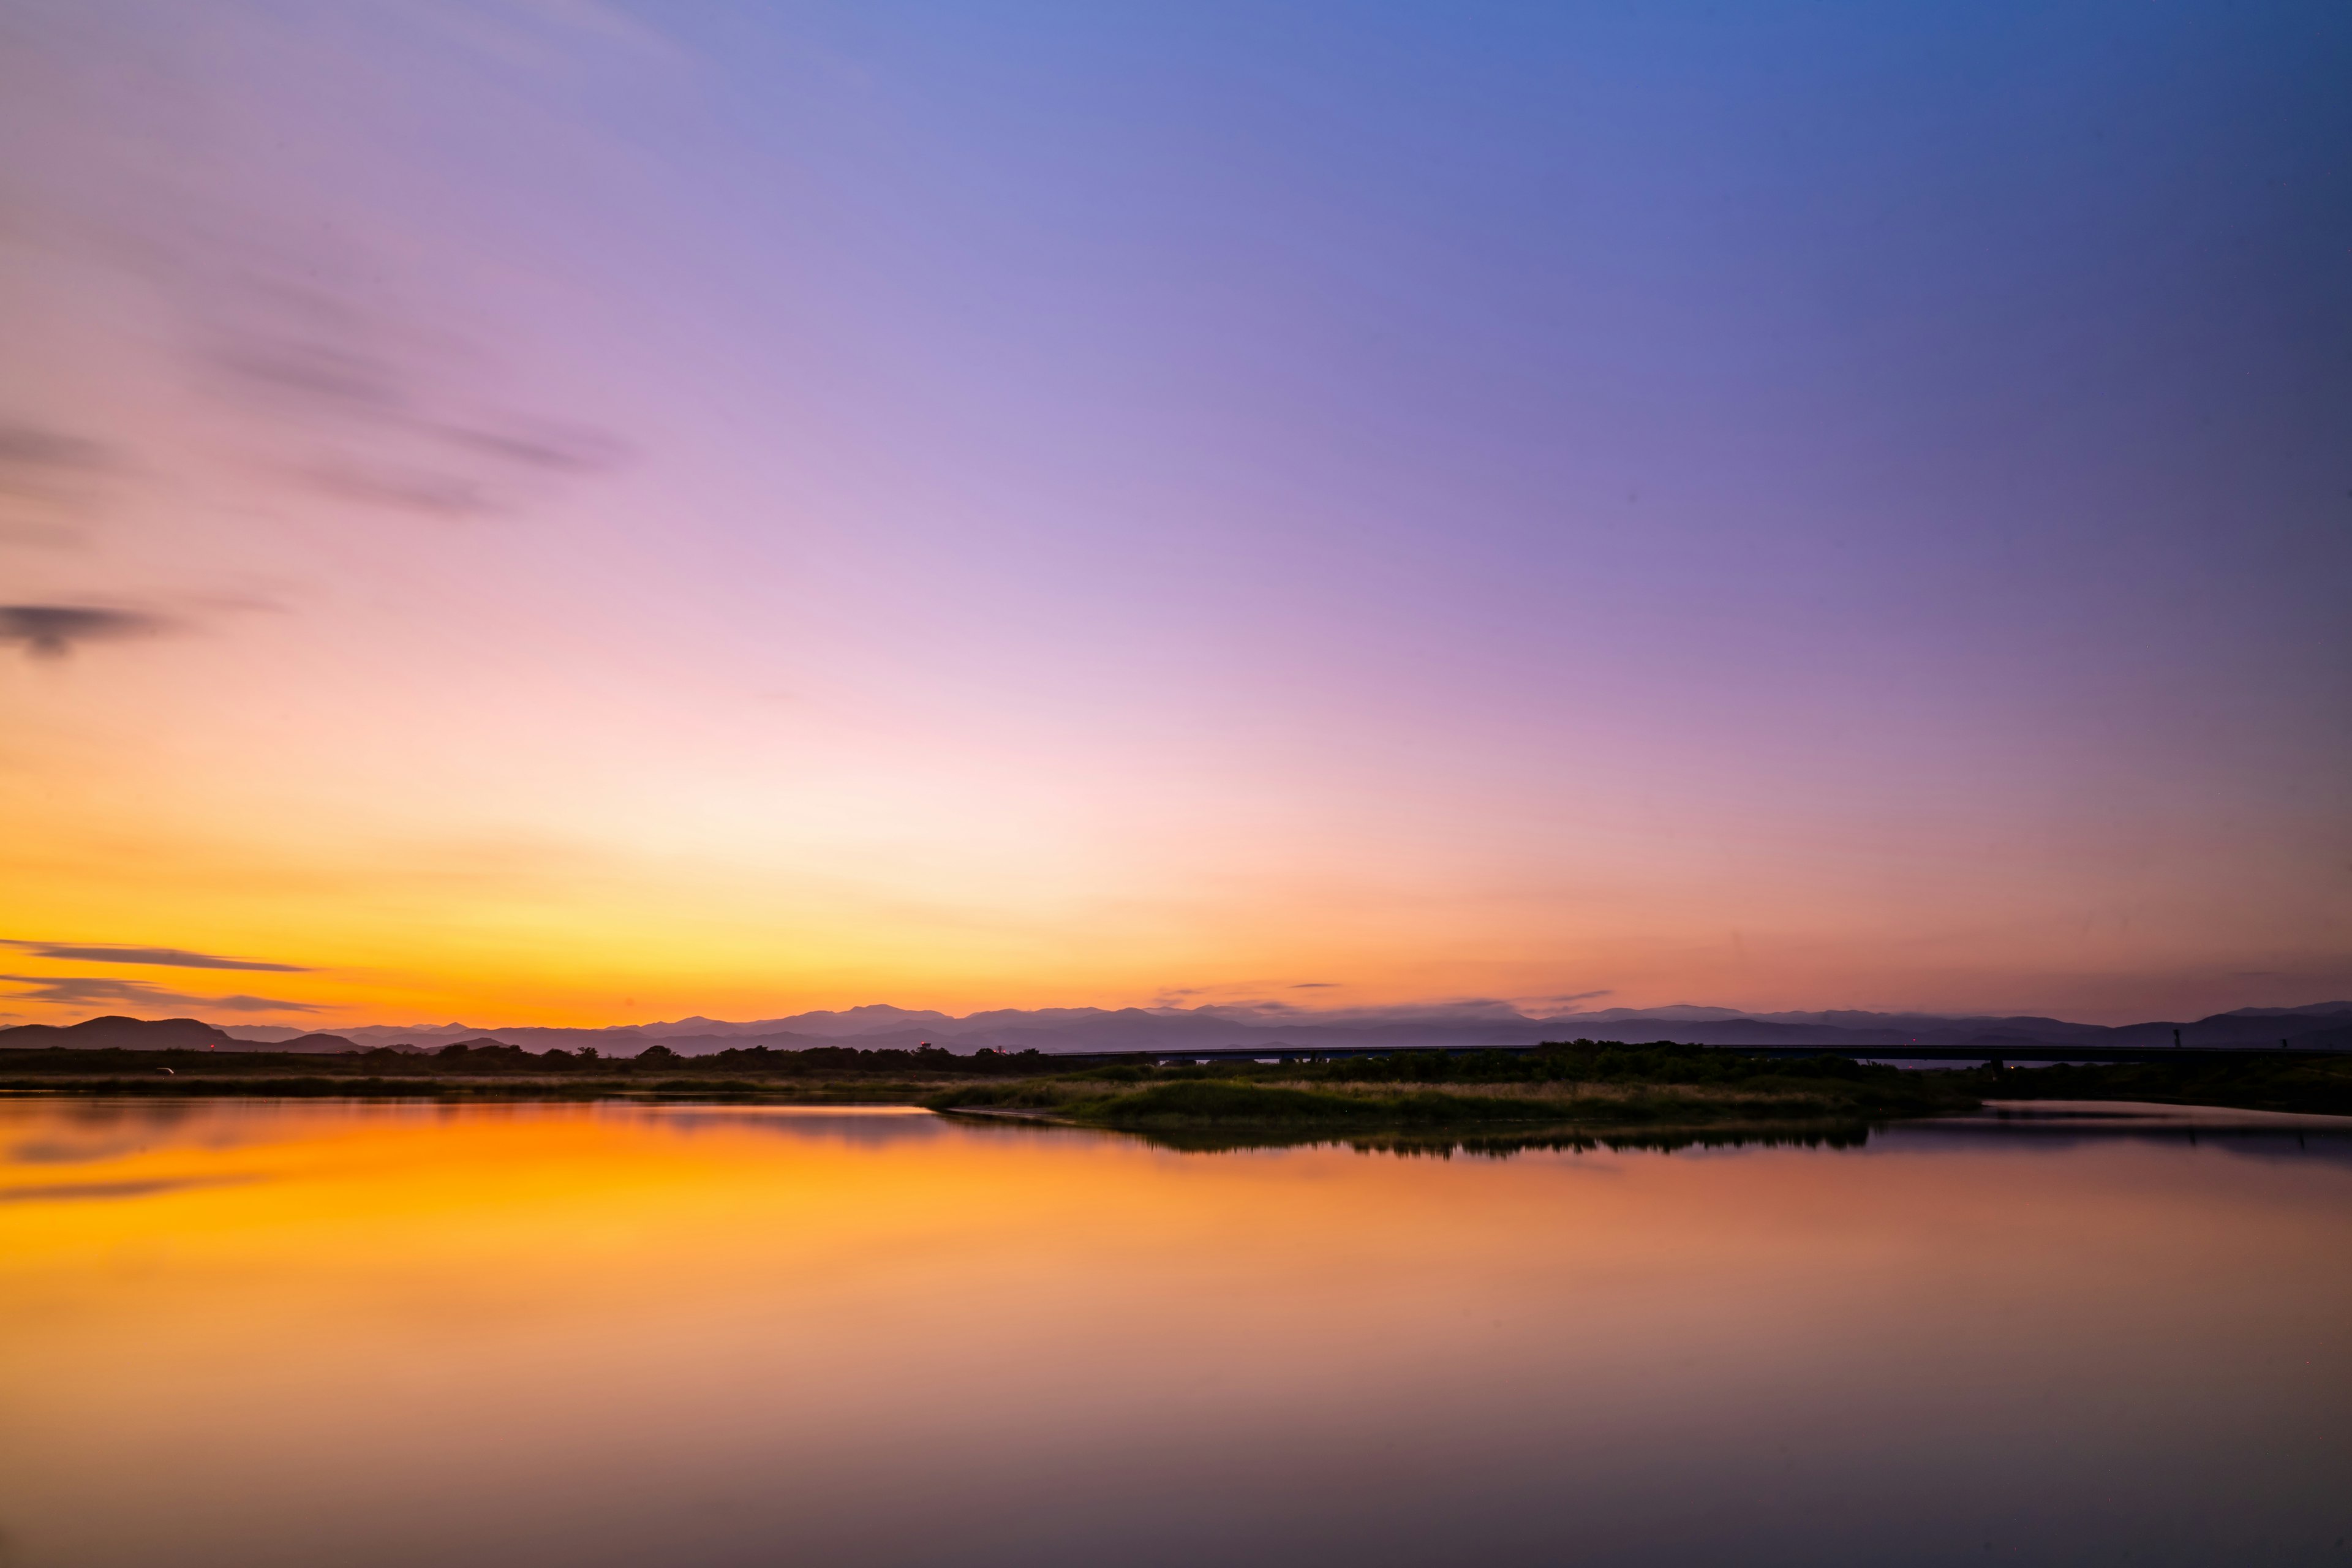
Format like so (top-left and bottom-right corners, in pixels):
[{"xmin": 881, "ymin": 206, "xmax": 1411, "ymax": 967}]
[{"xmin": 2, "ymin": 1098, "xmax": 2347, "ymax": 1566}]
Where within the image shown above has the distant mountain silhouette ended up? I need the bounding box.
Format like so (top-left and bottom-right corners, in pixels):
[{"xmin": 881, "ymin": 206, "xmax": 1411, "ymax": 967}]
[
  {"xmin": 170, "ymin": 999, "xmax": 2352, "ymax": 1057},
  {"xmin": 0, "ymin": 1015, "xmax": 239, "ymax": 1050},
  {"xmin": 0, "ymin": 1016, "xmax": 371, "ymax": 1053},
  {"xmin": 639, "ymin": 1005, "xmax": 959, "ymax": 1040}
]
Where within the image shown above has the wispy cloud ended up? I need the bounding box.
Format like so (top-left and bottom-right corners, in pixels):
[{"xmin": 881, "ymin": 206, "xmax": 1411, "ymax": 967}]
[
  {"xmin": 1156, "ymin": 980, "xmax": 1344, "ymax": 1007},
  {"xmin": 0, "ymin": 424, "xmax": 115, "ymax": 505},
  {"xmin": 2, "ymin": 2, "xmax": 632, "ymax": 562},
  {"xmin": 0, "ymin": 1175, "xmax": 263, "ymax": 1204},
  {"xmin": 204, "ymin": 993, "xmax": 326, "ymax": 1014},
  {"xmin": 0, "ymin": 605, "xmax": 168, "ymax": 658},
  {"xmin": 0, "ymin": 424, "xmax": 113, "ymax": 477},
  {"xmin": 198, "ymin": 269, "xmax": 629, "ymax": 522},
  {"xmin": 1144, "ymin": 986, "xmax": 1589, "ymax": 1027},
  {"xmin": 0, "ymin": 423, "xmax": 118, "ymax": 544},
  {"xmin": 303, "ymin": 461, "xmax": 499, "ymax": 518},
  {"xmin": 0, "ymin": 974, "xmax": 203, "ymax": 1007},
  {"xmin": 1191, "ymin": 997, "xmax": 1555, "ymax": 1027},
  {"xmin": 0, "ymin": 974, "xmax": 322, "ymax": 1012},
  {"xmin": 1, "ymin": 940, "xmax": 308, "ymax": 972}
]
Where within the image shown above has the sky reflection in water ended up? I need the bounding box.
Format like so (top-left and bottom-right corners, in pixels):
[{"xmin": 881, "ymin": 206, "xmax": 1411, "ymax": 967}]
[{"xmin": 1, "ymin": 1099, "xmax": 2347, "ymax": 1567}]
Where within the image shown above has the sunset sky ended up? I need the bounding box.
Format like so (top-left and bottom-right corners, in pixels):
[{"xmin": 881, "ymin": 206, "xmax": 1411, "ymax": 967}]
[{"xmin": 2, "ymin": 0, "xmax": 2346, "ymax": 1029}]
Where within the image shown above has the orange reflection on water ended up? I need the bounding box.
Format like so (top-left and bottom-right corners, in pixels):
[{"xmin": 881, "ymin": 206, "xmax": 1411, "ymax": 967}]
[{"xmin": 2, "ymin": 1099, "xmax": 2349, "ymax": 1567}]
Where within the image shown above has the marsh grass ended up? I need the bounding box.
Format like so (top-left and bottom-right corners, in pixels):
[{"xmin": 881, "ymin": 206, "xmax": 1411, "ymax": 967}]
[
  {"xmin": 924, "ymin": 1069, "xmax": 1958, "ymax": 1134},
  {"xmin": 1973, "ymin": 1055, "xmax": 2352, "ymax": 1116},
  {"xmin": 1131, "ymin": 1120, "xmax": 1880, "ymax": 1156}
]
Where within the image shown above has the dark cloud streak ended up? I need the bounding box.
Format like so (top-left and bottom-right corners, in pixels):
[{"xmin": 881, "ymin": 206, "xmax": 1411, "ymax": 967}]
[
  {"xmin": 0, "ymin": 605, "xmax": 167, "ymax": 658},
  {"xmin": 0, "ymin": 974, "xmax": 200, "ymax": 1006},
  {"xmin": 0, "ymin": 973, "xmax": 320, "ymax": 1012},
  {"xmin": 440, "ymin": 421, "xmax": 625, "ymax": 473},
  {"xmin": 304, "ymin": 462, "xmax": 497, "ymax": 517},
  {"xmin": 0, "ymin": 424, "xmax": 115, "ymax": 478},
  {"xmin": 0, "ymin": 425, "xmax": 120, "ymax": 542},
  {"xmin": 0, "ymin": 1175, "xmax": 264, "ymax": 1204},
  {"xmin": 207, "ymin": 993, "xmax": 326, "ymax": 1014},
  {"xmin": 211, "ymin": 337, "xmax": 409, "ymax": 415},
  {"xmin": 1, "ymin": 940, "xmax": 307, "ymax": 972},
  {"xmin": 190, "ymin": 258, "xmax": 625, "ymax": 521}
]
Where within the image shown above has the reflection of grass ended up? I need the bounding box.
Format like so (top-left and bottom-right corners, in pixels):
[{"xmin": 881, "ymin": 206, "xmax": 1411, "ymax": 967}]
[
  {"xmin": 1124, "ymin": 1121, "xmax": 1879, "ymax": 1157},
  {"xmin": 927, "ymin": 1070, "xmax": 1967, "ymax": 1137},
  {"xmin": 1975, "ymin": 1057, "xmax": 2352, "ymax": 1117},
  {"xmin": 1087, "ymin": 1079, "xmax": 1812, "ymax": 1130}
]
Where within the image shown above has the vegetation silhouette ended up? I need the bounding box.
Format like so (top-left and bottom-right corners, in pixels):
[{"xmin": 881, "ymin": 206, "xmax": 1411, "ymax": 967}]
[
  {"xmin": 2, "ymin": 1033, "xmax": 2346, "ymax": 1127},
  {"xmin": 1109, "ymin": 1121, "xmax": 1880, "ymax": 1157},
  {"xmin": 924, "ymin": 1041, "xmax": 1975, "ymax": 1135},
  {"xmin": 1961, "ymin": 1054, "xmax": 2352, "ymax": 1116}
]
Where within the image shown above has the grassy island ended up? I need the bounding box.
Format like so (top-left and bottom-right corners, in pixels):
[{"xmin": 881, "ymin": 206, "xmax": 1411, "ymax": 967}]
[
  {"xmin": 926, "ymin": 1042, "xmax": 1975, "ymax": 1139},
  {"xmin": 0, "ymin": 1037, "xmax": 1973, "ymax": 1150}
]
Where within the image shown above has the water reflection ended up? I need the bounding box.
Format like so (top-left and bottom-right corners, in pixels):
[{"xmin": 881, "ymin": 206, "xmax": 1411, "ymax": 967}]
[
  {"xmin": 1, "ymin": 1098, "xmax": 2347, "ymax": 1567},
  {"xmin": 1891, "ymin": 1100, "xmax": 2352, "ymax": 1170},
  {"xmin": 1110, "ymin": 1121, "xmax": 1878, "ymax": 1157},
  {"xmin": 0, "ymin": 1174, "xmax": 264, "ymax": 1203},
  {"xmin": 974, "ymin": 1097, "xmax": 2352, "ymax": 1161}
]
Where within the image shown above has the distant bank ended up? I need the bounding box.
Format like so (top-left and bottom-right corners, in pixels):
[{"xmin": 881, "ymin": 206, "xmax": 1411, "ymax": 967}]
[
  {"xmin": 10, "ymin": 999, "xmax": 2349, "ymax": 1058},
  {"xmin": 4, "ymin": 1022, "xmax": 2349, "ymax": 1123}
]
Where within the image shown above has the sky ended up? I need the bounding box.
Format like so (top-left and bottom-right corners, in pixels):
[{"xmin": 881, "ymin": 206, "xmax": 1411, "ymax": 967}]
[{"xmin": 1, "ymin": 0, "xmax": 2347, "ymax": 1030}]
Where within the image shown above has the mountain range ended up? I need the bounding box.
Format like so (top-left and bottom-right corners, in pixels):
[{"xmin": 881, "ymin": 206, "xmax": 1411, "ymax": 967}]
[{"xmin": 10, "ymin": 999, "xmax": 2342, "ymax": 1056}]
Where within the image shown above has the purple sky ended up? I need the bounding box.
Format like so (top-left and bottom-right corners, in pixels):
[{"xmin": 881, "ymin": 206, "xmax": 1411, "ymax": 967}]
[{"xmin": 1, "ymin": 0, "xmax": 2346, "ymax": 1026}]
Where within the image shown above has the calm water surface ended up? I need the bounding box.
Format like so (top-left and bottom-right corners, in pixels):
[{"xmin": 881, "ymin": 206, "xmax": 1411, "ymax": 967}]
[{"xmin": 2, "ymin": 1098, "xmax": 2348, "ymax": 1567}]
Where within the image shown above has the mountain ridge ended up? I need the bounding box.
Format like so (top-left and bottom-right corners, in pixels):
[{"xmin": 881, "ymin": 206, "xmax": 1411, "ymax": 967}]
[{"xmin": 13, "ymin": 1000, "xmax": 2341, "ymax": 1056}]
